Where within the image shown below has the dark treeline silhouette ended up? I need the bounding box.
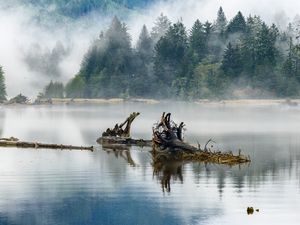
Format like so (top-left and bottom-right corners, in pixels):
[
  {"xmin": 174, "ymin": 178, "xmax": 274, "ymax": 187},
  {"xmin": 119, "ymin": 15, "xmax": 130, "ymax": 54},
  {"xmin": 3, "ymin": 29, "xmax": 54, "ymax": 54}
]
[{"xmin": 63, "ymin": 8, "xmax": 300, "ymax": 99}]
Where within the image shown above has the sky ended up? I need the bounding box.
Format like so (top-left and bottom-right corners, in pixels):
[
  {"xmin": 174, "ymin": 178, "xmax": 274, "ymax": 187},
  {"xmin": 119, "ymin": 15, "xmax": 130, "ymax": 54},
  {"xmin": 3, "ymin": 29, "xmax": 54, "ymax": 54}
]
[{"xmin": 0, "ymin": 0, "xmax": 300, "ymax": 98}]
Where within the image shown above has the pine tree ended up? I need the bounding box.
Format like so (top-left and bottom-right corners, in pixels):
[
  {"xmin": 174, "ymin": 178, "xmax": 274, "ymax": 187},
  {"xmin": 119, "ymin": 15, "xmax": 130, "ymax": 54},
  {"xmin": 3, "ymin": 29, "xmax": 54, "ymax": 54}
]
[
  {"xmin": 65, "ymin": 75, "xmax": 86, "ymax": 98},
  {"xmin": 0, "ymin": 66, "xmax": 7, "ymax": 102},
  {"xmin": 189, "ymin": 19, "xmax": 207, "ymax": 62},
  {"xmin": 43, "ymin": 81, "xmax": 64, "ymax": 98},
  {"xmin": 226, "ymin": 11, "xmax": 246, "ymax": 34},
  {"xmin": 221, "ymin": 42, "xmax": 242, "ymax": 79},
  {"xmin": 215, "ymin": 7, "xmax": 227, "ymax": 35},
  {"xmin": 137, "ymin": 25, "xmax": 153, "ymax": 61},
  {"xmin": 154, "ymin": 21, "xmax": 189, "ymax": 97},
  {"xmin": 132, "ymin": 25, "xmax": 154, "ymax": 97},
  {"xmin": 79, "ymin": 16, "xmax": 133, "ymax": 98},
  {"xmin": 151, "ymin": 13, "xmax": 171, "ymax": 43}
]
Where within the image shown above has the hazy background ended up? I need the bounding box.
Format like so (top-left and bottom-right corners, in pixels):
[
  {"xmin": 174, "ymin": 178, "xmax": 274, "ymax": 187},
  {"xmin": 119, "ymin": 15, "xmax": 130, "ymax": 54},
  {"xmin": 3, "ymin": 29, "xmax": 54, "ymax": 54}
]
[{"xmin": 1, "ymin": 0, "xmax": 300, "ymax": 98}]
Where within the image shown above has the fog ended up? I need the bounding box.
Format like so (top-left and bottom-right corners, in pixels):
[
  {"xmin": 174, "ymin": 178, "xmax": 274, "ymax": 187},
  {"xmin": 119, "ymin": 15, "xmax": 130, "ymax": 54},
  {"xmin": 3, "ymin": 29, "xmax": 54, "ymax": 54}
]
[{"xmin": 1, "ymin": 0, "xmax": 300, "ymax": 98}]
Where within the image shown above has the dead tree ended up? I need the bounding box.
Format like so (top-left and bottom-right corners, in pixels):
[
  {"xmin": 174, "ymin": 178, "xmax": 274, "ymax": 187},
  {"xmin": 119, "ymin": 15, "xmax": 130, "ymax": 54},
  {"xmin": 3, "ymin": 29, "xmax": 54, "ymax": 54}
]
[{"xmin": 152, "ymin": 112, "xmax": 198, "ymax": 153}]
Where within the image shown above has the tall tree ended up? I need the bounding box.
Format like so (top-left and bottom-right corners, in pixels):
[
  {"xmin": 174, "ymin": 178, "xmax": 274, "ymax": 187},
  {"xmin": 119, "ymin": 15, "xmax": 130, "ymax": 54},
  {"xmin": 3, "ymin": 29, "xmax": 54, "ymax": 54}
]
[
  {"xmin": 221, "ymin": 42, "xmax": 242, "ymax": 79},
  {"xmin": 151, "ymin": 13, "xmax": 171, "ymax": 43},
  {"xmin": 0, "ymin": 66, "xmax": 7, "ymax": 102},
  {"xmin": 154, "ymin": 21, "xmax": 189, "ymax": 97},
  {"xmin": 189, "ymin": 19, "xmax": 207, "ymax": 63},
  {"xmin": 132, "ymin": 25, "xmax": 154, "ymax": 97},
  {"xmin": 136, "ymin": 25, "xmax": 153, "ymax": 62},
  {"xmin": 65, "ymin": 74, "xmax": 86, "ymax": 98},
  {"xmin": 79, "ymin": 16, "xmax": 133, "ymax": 98},
  {"xmin": 226, "ymin": 11, "xmax": 246, "ymax": 35},
  {"xmin": 43, "ymin": 81, "xmax": 64, "ymax": 98},
  {"xmin": 215, "ymin": 7, "xmax": 227, "ymax": 36}
]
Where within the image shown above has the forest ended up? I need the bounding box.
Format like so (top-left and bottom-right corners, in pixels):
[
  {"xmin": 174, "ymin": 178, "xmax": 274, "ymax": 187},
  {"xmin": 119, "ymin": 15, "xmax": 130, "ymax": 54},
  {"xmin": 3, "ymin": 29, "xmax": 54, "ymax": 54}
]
[
  {"xmin": 63, "ymin": 8, "xmax": 300, "ymax": 99},
  {"xmin": 2, "ymin": 7, "xmax": 300, "ymax": 100}
]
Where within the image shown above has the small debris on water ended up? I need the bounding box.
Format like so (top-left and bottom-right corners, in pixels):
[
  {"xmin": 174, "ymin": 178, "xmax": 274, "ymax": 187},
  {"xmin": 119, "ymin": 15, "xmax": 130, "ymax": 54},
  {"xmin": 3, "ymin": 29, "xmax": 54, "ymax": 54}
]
[
  {"xmin": 247, "ymin": 207, "xmax": 254, "ymax": 215},
  {"xmin": 247, "ymin": 207, "xmax": 260, "ymax": 215}
]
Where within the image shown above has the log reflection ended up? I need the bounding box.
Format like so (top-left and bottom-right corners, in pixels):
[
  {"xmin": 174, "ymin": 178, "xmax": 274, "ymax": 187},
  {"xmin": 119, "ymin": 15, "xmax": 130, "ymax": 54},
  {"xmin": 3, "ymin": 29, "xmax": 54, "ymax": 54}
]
[
  {"xmin": 102, "ymin": 144, "xmax": 136, "ymax": 167},
  {"xmin": 152, "ymin": 152, "xmax": 184, "ymax": 193}
]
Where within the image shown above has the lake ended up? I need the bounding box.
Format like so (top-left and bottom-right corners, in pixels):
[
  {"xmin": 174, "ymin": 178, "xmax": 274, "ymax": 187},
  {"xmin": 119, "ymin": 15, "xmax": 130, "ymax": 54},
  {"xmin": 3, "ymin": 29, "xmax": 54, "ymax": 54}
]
[{"xmin": 0, "ymin": 102, "xmax": 299, "ymax": 225}]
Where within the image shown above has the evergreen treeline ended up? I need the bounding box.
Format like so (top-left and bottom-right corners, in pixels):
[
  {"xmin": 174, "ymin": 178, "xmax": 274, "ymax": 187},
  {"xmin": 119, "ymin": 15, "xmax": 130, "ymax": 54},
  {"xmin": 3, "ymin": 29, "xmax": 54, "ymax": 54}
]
[{"xmin": 61, "ymin": 8, "xmax": 300, "ymax": 99}]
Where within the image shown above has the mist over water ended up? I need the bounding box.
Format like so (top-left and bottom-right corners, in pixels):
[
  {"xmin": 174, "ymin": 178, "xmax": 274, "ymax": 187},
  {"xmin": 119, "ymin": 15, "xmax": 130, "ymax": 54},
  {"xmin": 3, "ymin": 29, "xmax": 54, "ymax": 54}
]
[
  {"xmin": 1, "ymin": 0, "xmax": 300, "ymax": 97},
  {"xmin": 0, "ymin": 103, "xmax": 300, "ymax": 225}
]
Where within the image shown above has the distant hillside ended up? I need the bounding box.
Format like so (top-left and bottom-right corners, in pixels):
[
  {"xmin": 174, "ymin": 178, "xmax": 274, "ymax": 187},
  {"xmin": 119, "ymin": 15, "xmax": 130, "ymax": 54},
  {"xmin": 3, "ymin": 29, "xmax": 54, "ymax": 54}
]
[{"xmin": 4, "ymin": 0, "xmax": 156, "ymax": 18}]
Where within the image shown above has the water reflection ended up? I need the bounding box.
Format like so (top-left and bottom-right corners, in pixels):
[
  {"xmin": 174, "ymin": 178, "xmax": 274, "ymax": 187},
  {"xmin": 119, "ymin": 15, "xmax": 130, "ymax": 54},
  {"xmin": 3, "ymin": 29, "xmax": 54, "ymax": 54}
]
[
  {"xmin": 0, "ymin": 104, "xmax": 300, "ymax": 224},
  {"xmin": 152, "ymin": 156, "xmax": 184, "ymax": 193},
  {"xmin": 102, "ymin": 144, "xmax": 136, "ymax": 167}
]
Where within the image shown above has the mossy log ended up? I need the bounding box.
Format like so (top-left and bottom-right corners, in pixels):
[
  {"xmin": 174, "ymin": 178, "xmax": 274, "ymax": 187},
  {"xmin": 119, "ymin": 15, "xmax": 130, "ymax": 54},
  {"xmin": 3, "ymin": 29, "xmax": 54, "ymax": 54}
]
[{"xmin": 0, "ymin": 137, "xmax": 93, "ymax": 151}]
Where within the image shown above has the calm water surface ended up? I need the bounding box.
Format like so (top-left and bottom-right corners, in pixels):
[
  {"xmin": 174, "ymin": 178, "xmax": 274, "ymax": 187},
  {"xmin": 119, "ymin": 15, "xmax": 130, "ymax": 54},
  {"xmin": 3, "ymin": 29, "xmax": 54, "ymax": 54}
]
[{"xmin": 0, "ymin": 103, "xmax": 299, "ymax": 225}]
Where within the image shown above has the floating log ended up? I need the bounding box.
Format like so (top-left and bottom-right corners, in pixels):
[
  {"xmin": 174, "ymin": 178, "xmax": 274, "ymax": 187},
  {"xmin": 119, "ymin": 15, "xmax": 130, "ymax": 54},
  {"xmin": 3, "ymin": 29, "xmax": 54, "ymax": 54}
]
[
  {"xmin": 152, "ymin": 112, "xmax": 250, "ymax": 164},
  {"xmin": 98, "ymin": 112, "xmax": 152, "ymax": 147},
  {"xmin": 0, "ymin": 137, "xmax": 93, "ymax": 151},
  {"xmin": 97, "ymin": 136, "xmax": 152, "ymax": 147},
  {"xmin": 98, "ymin": 112, "xmax": 251, "ymax": 165}
]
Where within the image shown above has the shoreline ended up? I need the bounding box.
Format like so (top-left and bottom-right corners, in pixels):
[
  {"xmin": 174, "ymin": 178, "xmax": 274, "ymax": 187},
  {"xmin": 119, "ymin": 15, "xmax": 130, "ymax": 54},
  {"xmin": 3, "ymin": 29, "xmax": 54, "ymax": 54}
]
[{"xmin": 1, "ymin": 98, "xmax": 299, "ymax": 106}]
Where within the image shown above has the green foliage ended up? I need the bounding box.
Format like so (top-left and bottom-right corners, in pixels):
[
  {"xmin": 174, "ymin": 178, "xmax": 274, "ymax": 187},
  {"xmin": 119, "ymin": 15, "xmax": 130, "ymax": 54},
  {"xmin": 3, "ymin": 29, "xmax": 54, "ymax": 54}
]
[
  {"xmin": 65, "ymin": 9, "xmax": 300, "ymax": 100},
  {"xmin": 226, "ymin": 11, "xmax": 246, "ymax": 35},
  {"xmin": 215, "ymin": 7, "xmax": 227, "ymax": 35},
  {"xmin": 80, "ymin": 16, "xmax": 133, "ymax": 98},
  {"xmin": 43, "ymin": 81, "xmax": 64, "ymax": 98},
  {"xmin": 0, "ymin": 66, "xmax": 7, "ymax": 102},
  {"xmin": 190, "ymin": 62, "xmax": 222, "ymax": 99},
  {"xmin": 65, "ymin": 75, "xmax": 86, "ymax": 98},
  {"xmin": 153, "ymin": 21, "xmax": 189, "ymax": 98},
  {"xmin": 189, "ymin": 20, "xmax": 207, "ymax": 63},
  {"xmin": 221, "ymin": 43, "xmax": 242, "ymax": 79}
]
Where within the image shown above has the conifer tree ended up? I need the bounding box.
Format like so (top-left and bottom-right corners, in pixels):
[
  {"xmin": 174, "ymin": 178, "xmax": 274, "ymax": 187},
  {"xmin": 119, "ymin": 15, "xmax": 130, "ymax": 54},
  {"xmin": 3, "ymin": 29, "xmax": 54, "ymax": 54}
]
[
  {"xmin": 151, "ymin": 13, "xmax": 171, "ymax": 43},
  {"xmin": 0, "ymin": 66, "xmax": 7, "ymax": 102},
  {"xmin": 215, "ymin": 7, "xmax": 227, "ymax": 35}
]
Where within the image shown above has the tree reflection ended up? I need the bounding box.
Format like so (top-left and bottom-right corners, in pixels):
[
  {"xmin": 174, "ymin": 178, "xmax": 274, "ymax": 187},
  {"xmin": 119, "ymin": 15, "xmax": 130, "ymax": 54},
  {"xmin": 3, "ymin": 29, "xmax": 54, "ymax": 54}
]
[{"xmin": 152, "ymin": 153, "xmax": 184, "ymax": 192}]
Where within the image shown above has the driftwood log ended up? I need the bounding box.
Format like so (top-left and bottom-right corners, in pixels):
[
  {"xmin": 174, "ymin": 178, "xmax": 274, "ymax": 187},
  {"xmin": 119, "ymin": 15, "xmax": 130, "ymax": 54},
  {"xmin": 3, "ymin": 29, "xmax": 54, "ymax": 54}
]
[
  {"xmin": 0, "ymin": 137, "xmax": 93, "ymax": 151},
  {"xmin": 97, "ymin": 112, "xmax": 152, "ymax": 147},
  {"xmin": 102, "ymin": 112, "xmax": 140, "ymax": 138},
  {"xmin": 97, "ymin": 112, "xmax": 250, "ymax": 165},
  {"xmin": 152, "ymin": 112, "xmax": 250, "ymax": 164},
  {"xmin": 153, "ymin": 112, "xmax": 197, "ymax": 153}
]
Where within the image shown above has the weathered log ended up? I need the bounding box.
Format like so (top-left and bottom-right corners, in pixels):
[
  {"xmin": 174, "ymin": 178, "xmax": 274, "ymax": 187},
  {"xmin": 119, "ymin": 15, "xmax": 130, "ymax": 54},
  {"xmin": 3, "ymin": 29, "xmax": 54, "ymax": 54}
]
[
  {"xmin": 97, "ymin": 136, "xmax": 152, "ymax": 147},
  {"xmin": 98, "ymin": 112, "xmax": 251, "ymax": 165},
  {"xmin": 102, "ymin": 112, "xmax": 140, "ymax": 138},
  {"xmin": 152, "ymin": 112, "xmax": 197, "ymax": 153},
  {"xmin": 0, "ymin": 138, "xmax": 93, "ymax": 151},
  {"xmin": 151, "ymin": 112, "xmax": 251, "ymax": 164}
]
